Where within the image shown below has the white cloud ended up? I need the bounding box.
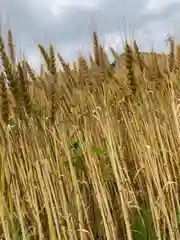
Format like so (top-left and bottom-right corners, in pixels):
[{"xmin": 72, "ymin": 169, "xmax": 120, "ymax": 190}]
[
  {"xmin": 27, "ymin": 53, "xmax": 42, "ymax": 72},
  {"xmin": 1, "ymin": 0, "xmax": 180, "ymax": 73},
  {"xmin": 144, "ymin": 0, "xmax": 180, "ymax": 13},
  {"xmin": 46, "ymin": 0, "xmax": 101, "ymax": 16}
]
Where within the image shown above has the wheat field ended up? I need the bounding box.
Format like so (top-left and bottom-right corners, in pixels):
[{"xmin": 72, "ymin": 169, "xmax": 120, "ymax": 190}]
[{"xmin": 0, "ymin": 29, "xmax": 179, "ymax": 239}]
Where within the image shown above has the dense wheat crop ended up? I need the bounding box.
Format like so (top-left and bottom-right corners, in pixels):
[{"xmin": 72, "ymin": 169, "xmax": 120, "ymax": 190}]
[{"xmin": 0, "ymin": 29, "xmax": 180, "ymax": 239}]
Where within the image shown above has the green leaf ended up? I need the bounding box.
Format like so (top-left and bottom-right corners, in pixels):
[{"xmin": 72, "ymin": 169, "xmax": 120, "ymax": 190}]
[
  {"xmin": 70, "ymin": 140, "xmax": 80, "ymax": 150},
  {"xmin": 92, "ymin": 146, "xmax": 106, "ymax": 155},
  {"xmin": 132, "ymin": 203, "xmax": 156, "ymax": 240}
]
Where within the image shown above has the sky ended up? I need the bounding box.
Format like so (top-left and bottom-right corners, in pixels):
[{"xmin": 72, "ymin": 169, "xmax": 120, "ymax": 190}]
[{"xmin": 0, "ymin": 0, "xmax": 180, "ymax": 72}]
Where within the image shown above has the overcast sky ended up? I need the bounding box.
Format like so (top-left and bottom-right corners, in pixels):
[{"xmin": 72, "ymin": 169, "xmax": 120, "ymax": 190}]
[{"xmin": 0, "ymin": 0, "xmax": 180, "ymax": 71}]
